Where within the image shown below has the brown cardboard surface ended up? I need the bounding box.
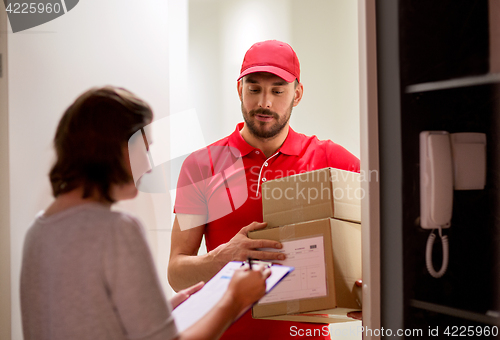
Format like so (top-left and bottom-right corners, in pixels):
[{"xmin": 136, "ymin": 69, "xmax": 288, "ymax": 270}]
[
  {"xmin": 262, "ymin": 168, "xmax": 361, "ymax": 228},
  {"xmin": 329, "ymin": 219, "xmax": 362, "ymax": 309},
  {"xmin": 249, "ymin": 219, "xmax": 336, "ymax": 318},
  {"xmin": 248, "ymin": 218, "xmax": 362, "ymax": 322},
  {"xmin": 259, "ymin": 307, "xmax": 360, "ymax": 324}
]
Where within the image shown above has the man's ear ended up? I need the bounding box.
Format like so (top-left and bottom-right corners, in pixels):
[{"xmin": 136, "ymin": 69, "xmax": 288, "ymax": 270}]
[
  {"xmin": 293, "ymin": 82, "xmax": 304, "ymax": 107},
  {"xmin": 237, "ymin": 80, "xmax": 243, "ymax": 101}
]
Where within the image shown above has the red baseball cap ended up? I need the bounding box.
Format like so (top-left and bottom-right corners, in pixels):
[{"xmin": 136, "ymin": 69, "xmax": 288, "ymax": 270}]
[{"xmin": 238, "ymin": 40, "xmax": 300, "ymax": 83}]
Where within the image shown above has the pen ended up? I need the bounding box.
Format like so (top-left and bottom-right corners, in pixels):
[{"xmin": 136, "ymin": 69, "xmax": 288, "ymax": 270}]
[{"xmin": 248, "ymin": 257, "xmax": 253, "ymax": 270}]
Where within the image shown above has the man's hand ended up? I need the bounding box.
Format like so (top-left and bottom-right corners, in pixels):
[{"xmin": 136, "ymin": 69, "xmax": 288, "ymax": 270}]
[
  {"xmin": 168, "ymin": 218, "xmax": 284, "ymax": 292},
  {"xmin": 347, "ymin": 311, "xmax": 362, "ymax": 320},
  {"xmin": 170, "ymin": 281, "xmax": 205, "ymax": 310},
  {"xmin": 210, "ymin": 222, "xmax": 286, "ymax": 265},
  {"xmin": 347, "ymin": 279, "xmax": 363, "ymax": 320}
]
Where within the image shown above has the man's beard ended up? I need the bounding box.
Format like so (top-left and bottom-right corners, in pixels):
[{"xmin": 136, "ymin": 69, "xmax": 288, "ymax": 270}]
[{"xmin": 241, "ymin": 101, "xmax": 293, "ymax": 139}]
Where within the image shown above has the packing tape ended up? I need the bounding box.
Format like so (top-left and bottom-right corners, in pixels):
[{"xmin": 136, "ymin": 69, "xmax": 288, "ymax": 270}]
[
  {"xmin": 293, "ymin": 209, "xmax": 304, "ymax": 222},
  {"xmin": 279, "ymin": 225, "xmax": 295, "ymax": 241},
  {"xmin": 286, "ymin": 300, "xmax": 300, "ymax": 314}
]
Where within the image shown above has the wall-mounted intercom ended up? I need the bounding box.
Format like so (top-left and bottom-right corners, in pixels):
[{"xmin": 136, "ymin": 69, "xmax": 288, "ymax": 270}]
[{"xmin": 420, "ymin": 131, "xmax": 487, "ymax": 278}]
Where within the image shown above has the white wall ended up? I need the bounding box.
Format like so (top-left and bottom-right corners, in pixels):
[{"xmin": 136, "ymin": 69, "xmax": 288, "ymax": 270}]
[
  {"xmin": 188, "ymin": 0, "xmax": 292, "ymax": 144},
  {"xmin": 1, "ymin": 5, "xmax": 11, "ymax": 340},
  {"xmin": 290, "ymin": 0, "xmax": 360, "ymax": 157},
  {"xmin": 5, "ymin": 1, "xmax": 175, "ymax": 338},
  {"xmin": 188, "ymin": 0, "xmax": 360, "ymax": 157}
]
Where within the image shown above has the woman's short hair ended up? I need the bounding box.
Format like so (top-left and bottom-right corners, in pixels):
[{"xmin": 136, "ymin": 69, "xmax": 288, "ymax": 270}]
[{"xmin": 49, "ymin": 86, "xmax": 153, "ymax": 202}]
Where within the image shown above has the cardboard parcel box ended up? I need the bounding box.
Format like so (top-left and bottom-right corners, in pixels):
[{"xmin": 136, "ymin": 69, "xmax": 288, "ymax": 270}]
[
  {"xmin": 248, "ymin": 218, "xmax": 361, "ymax": 323},
  {"xmin": 262, "ymin": 168, "xmax": 361, "ymax": 228}
]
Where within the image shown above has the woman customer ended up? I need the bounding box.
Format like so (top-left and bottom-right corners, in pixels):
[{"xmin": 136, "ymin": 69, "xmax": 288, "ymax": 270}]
[{"xmin": 20, "ymin": 86, "xmax": 269, "ymax": 340}]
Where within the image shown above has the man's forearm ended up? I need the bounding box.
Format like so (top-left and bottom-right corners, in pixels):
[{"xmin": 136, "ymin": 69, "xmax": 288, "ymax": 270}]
[
  {"xmin": 168, "ymin": 251, "xmax": 226, "ymax": 292},
  {"xmin": 168, "ymin": 220, "xmax": 284, "ymax": 291}
]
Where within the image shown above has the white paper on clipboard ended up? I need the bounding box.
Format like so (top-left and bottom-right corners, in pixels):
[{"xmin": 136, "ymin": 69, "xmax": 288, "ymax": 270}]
[{"xmin": 171, "ymin": 261, "xmax": 293, "ymax": 332}]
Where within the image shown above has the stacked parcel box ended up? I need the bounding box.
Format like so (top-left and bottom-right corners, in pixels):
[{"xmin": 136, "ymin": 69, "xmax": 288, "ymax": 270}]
[{"xmin": 249, "ymin": 167, "xmax": 362, "ymax": 323}]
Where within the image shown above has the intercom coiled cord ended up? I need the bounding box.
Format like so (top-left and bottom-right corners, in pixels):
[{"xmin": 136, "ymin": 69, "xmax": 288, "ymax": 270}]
[{"xmin": 425, "ymin": 227, "xmax": 449, "ymax": 278}]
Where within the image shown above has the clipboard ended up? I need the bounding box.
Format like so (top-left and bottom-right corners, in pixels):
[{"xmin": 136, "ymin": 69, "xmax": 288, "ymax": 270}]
[{"xmin": 171, "ymin": 261, "xmax": 294, "ymax": 332}]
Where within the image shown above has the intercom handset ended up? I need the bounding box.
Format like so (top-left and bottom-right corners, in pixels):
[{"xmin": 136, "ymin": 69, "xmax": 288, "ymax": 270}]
[
  {"xmin": 419, "ymin": 131, "xmax": 486, "ymax": 278},
  {"xmin": 420, "ymin": 131, "xmax": 453, "ymax": 230}
]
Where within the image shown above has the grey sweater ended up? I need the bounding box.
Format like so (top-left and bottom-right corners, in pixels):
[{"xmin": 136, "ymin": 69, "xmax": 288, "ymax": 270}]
[{"xmin": 20, "ymin": 203, "xmax": 178, "ymax": 340}]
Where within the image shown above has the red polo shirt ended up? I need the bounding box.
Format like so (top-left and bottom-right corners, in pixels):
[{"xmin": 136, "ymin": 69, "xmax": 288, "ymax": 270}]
[{"xmin": 174, "ymin": 123, "xmax": 360, "ymax": 340}]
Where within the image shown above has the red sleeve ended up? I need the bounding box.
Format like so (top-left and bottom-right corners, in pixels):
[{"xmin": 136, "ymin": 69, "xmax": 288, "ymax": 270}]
[
  {"xmin": 323, "ymin": 140, "xmax": 360, "ymax": 173},
  {"xmin": 173, "ymin": 150, "xmax": 210, "ymax": 215},
  {"xmin": 174, "ymin": 145, "xmax": 248, "ymax": 224}
]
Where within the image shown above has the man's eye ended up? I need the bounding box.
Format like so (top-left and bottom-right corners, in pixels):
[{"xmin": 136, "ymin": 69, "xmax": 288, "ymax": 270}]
[
  {"xmin": 273, "ymin": 90, "xmax": 284, "ymax": 94},
  {"xmin": 249, "ymin": 88, "xmax": 260, "ymax": 93}
]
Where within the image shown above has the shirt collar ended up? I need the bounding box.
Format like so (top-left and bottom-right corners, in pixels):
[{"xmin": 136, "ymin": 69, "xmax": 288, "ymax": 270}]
[
  {"xmin": 278, "ymin": 126, "xmax": 301, "ymax": 156},
  {"xmin": 228, "ymin": 123, "xmax": 255, "ymax": 156},
  {"xmin": 228, "ymin": 123, "xmax": 301, "ymax": 157}
]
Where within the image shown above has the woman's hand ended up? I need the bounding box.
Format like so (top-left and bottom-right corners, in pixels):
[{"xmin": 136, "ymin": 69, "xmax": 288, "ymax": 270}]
[
  {"xmin": 226, "ymin": 264, "xmax": 271, "ymax": 314},
  {"xmin": 170, "ymin": 281, "xmax": 205, "ymax": 310}
]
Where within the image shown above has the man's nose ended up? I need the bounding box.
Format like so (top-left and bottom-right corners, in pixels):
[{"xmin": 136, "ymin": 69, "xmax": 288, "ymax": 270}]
[{"xmin": 258, "ymin": 93, "xmax": 271, "ymax": 109}]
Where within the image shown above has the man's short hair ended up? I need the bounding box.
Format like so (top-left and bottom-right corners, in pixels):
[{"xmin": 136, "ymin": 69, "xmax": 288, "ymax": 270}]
[{"xmin": 49, "ymin": 86, "xmax": 153, "ymax": 202}]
